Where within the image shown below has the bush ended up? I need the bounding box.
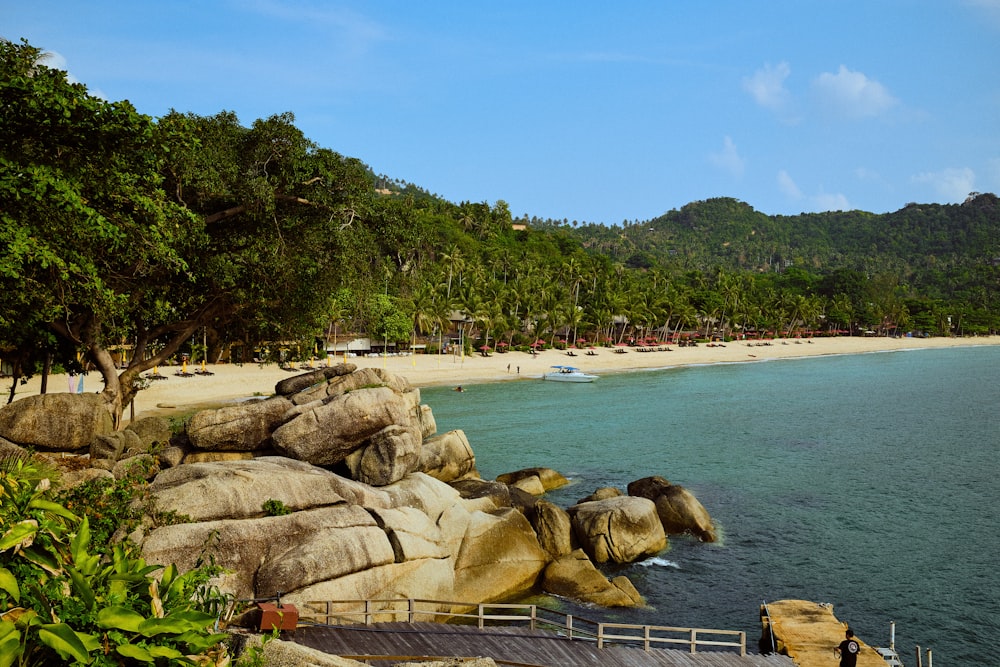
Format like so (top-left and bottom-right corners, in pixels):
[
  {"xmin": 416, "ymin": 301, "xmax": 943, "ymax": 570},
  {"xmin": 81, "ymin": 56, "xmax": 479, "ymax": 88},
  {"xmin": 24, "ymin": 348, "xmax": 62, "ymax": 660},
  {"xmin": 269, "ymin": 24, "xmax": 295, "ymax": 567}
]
[{"xmin": 0, "ymin": 453, "xmax": 229, "ymax": 665}]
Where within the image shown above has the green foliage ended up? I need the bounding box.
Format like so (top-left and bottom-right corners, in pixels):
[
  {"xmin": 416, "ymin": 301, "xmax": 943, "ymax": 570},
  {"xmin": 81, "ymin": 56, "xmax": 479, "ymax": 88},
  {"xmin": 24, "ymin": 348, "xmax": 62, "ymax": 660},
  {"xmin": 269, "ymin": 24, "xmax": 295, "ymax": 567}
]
[
  {"xmin": 261, "ymin": 499, "xmax": 292, "ymax": 517},
  {"xmin": 1, "ymin": 455, "xmax": 228, "ymax": 665}
]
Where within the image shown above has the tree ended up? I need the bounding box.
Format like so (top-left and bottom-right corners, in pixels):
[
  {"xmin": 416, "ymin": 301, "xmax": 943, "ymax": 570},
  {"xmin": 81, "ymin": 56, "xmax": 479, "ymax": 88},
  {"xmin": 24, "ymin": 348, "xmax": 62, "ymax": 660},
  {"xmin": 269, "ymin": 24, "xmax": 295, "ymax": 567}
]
[{"xmin": 2, "ymin": 41, "xmax": 376, "ymax": 423}]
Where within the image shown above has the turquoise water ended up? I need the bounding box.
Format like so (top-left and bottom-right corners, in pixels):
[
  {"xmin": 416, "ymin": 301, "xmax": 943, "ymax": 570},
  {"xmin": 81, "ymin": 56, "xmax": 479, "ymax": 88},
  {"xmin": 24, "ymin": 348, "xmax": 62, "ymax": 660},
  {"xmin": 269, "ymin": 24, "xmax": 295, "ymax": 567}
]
[{"xmin": 423, "ymin": 346, "xmax": 1000, "ymax": 663}]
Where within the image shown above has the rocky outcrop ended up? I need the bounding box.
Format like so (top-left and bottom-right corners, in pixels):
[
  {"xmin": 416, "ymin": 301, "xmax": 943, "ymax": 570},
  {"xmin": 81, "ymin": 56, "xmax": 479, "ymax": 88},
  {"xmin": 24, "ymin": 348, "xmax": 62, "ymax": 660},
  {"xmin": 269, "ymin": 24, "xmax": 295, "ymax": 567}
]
[
  {"xmin": 271, "ymin": 387, "xmax": 415, "ymax": 467},
  {"xmin": 542, "ymin": 549, "xmax": 645, "ymax": 607},
  {"xmin": 187, "ymin": 397, "xmax": 292, "ymax": 451},
  {"xmin": 418, "ymin": 430, "xmax": 477, "ymax": 482},
  {"xmin": 628, "ymin": 475, "xmax": 717, "ymax": 542},
  {"xmin": 528, "ymin": 499, "xmax": 574, "ymax": 558},
  {"xmin": 568, "ymin": 496, "xmax": 667, "ymax": 564},
  {"xmin": 497, "ymin": 467, "xmax": 569, "ymax": 495},
  {"xmin": 0, "ymin": 393, "xmax": 113, "ymax": 451}
]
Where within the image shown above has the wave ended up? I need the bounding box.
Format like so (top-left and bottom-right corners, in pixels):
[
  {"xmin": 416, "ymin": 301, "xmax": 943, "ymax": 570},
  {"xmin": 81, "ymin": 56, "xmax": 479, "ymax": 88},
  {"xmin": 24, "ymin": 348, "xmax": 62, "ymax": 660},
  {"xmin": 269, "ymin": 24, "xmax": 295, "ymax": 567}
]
[{"xmin": 637, "ymin": 557, "xmax": 680, "ymax": 569}]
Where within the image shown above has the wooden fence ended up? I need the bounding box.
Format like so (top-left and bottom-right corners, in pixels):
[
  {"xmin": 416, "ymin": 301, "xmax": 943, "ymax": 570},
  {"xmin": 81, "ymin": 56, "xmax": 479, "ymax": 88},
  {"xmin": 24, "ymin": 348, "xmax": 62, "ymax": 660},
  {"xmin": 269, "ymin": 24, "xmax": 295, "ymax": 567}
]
[{"xmin": 299, "ymin": 598, "xmax": 747, "ymax": 656}]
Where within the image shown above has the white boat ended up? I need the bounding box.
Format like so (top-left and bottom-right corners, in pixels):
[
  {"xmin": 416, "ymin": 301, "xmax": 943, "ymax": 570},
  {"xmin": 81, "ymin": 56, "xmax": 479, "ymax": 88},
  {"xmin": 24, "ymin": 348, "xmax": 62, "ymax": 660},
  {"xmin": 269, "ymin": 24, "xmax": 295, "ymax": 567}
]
[{"xmin": 542, "ymin": 365, "xmax": 598, "ymax": 383}]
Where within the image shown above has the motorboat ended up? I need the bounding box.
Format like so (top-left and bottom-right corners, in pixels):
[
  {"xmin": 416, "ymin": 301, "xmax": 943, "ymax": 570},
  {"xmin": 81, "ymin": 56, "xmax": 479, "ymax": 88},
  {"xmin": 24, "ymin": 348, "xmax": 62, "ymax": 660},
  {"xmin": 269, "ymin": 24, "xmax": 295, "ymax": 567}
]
[{"xmin": 542, "ymin": 365, "xmax": 598, "ymax": 383}]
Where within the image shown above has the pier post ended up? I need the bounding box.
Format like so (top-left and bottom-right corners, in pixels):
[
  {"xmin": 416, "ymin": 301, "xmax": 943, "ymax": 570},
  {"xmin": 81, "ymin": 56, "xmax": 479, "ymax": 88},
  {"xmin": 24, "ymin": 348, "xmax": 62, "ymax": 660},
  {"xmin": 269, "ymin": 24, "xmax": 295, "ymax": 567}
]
[{"xmin": 915, "ymin": 645, "xmax": 922, "ymax": 667}]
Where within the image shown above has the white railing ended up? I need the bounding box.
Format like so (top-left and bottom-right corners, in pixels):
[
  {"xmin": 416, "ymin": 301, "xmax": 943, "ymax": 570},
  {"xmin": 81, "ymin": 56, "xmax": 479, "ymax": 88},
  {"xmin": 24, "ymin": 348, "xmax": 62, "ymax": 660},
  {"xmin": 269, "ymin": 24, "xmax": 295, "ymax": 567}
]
[{"xmin": 299, "ymin": 598, "xmax": 746, "ymax": 656}]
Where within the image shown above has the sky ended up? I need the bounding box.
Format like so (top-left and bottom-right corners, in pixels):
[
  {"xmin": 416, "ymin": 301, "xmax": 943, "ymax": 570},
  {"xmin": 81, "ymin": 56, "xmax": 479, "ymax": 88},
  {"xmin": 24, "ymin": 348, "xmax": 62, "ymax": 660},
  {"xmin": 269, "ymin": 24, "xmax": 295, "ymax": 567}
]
[{"xmin": 4, "ymin": 1, "xmax": 1000, "ymax": 225}]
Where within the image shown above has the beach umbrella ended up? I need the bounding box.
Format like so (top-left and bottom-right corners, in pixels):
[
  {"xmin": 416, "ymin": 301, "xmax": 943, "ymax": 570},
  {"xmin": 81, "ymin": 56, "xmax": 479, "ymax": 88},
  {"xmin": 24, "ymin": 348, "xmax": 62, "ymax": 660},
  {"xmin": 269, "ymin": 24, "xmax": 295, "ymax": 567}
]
[{"xmin": 480, "ymin": 344, "xmax": 491, "ymax": 351}]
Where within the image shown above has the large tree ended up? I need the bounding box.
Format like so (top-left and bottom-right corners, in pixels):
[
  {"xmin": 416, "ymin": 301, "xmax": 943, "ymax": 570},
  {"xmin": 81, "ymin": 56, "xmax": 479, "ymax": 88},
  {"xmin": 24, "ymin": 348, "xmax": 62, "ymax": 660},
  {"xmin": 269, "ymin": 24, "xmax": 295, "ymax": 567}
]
[{"xmin": 1, "ymin": 40, "xmax": 374, "ymax": 422}]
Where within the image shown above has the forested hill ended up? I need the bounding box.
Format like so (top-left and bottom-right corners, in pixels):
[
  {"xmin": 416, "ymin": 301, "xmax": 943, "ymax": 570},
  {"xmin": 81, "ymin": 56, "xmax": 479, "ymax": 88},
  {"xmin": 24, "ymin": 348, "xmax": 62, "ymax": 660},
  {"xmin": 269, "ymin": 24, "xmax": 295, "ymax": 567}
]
[{"xmin": 551, "ymin": 193, "xmax": 1000, "ymax": 296}]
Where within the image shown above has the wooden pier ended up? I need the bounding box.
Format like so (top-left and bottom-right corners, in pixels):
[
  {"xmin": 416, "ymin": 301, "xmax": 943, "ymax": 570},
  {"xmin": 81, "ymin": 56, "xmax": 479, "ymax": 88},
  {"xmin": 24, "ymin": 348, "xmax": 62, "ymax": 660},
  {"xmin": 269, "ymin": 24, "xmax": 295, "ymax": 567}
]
[
  {"xmin": 760, "ymin": 600, "xmax": 889, "ymax": 667},
  {"xmin": 286, "ymin": 598, "xmax": 796, "ymax": 667}
]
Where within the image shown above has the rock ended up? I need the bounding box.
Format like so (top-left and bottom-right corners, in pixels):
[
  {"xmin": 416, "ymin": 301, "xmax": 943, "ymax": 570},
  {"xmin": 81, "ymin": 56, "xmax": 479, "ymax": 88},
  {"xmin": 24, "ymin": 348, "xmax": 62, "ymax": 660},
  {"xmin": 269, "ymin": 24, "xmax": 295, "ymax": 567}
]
[
  {"xmin": 290, "ymin": 367, "xmax": 412, "ymax": 406},
  {"xmin": 527, "ymin": 499, "xmax": 574, "ymax": 558},
  {"xmin": 508, "ymin": 475, "xmax": 545, "ymax": 496},
  {"xmin": 272, "ymin": 387, "xmax": 414, "ymax": 466},
  {"xmin": 628, "ymin": 476, "xmax": 717, "ymax": 542},
  {"xmin": 577, "ymin": 486, "xmax": 622, "ymax": 503},
  {"xmin": 187, "ymin": 397, "xmax": 293, "ymax": 451},
  {"xmin": 0, "ymin": 393, "xmax": 113, "ymax": 452},
  {"xmin": 569, "ymin": 496, "xmax": 667, "ymax": 564},
  {"xmin": 149, "ymin": 457, "xmax": 390, "ymax": 522},
  {"xmin": 90, "ymin": 430, "xmax": 143, "ymax": 461},
  {"xmin": 112, "ymin": 454, "xmax": 157, "ymax": 480},
  {"xmin": 183, "ymin": 451, "xmax": 254, "ymax": 463},
  {"xmin": 143, "ymin": 505, "xmax": 393, "ymax": 601},
  {"xmin": 274, "ymin": 364, "xmax": 356, "ymax": 396},
  {"xmin": 450, "ymin": 479, "xmax": 512, "ymax": 507},
  {"xmin": 124, "ymin": 416, "xmax": 173, "ymax": 452},
  {"xmin": 0, "ymin": 436, "xmax": 27, "ymax": 458},
  {"xmin": 157, "ymin": 445, "xmax": 187, "ymax": 468},
  {"xmin": 344, "ymin": 424, "xmax": 422, "ymax": 486},
  {"xmin": 234, "ymin": 634, "xmax": 369, "ymax": 667},
  {"xmin": 497, "ymin": 467, "xmax": 569, "ymax": 492},
  {"xmin": 416, "ymin": 403, "xmax": 437, "ymax": 440},
  {"xmin": 418, "ymin": 430, "xmax": 478, "ymax": 483},
  {"xmin": 58, "ymin": 467, "xmax": 114, "ymax": 489},
  {"xmin": 542, "ymin": 549, "xmax": 645, "ymax": 607},
  {"xmin": 451, "ymin": 507, "xmax": 550, "ymax": 602}
]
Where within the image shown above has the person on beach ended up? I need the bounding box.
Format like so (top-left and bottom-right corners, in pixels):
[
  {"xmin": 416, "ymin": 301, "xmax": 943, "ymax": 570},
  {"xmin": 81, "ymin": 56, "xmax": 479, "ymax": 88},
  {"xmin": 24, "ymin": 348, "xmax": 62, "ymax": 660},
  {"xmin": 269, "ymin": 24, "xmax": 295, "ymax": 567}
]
[{"xmin": 834, "ymin": 628, "xmax": 860, "ymax": 667}]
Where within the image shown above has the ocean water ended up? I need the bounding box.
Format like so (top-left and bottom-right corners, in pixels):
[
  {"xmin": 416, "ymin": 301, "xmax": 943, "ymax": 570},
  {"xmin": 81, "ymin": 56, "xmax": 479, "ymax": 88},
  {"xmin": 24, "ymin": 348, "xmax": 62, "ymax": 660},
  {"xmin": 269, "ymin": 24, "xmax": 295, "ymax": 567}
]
[{"xmin": 423, "ymin": 346, "xmax": 1000, "ymax": 664}]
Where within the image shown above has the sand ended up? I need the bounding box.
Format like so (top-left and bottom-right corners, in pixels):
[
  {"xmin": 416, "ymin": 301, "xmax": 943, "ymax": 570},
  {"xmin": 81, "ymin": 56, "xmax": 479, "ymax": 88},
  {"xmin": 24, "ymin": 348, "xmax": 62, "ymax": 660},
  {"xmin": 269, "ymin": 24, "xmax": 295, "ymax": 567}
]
[{"xmin": 6, "ymin": 335, "xmax": 998, "ymax": 423}]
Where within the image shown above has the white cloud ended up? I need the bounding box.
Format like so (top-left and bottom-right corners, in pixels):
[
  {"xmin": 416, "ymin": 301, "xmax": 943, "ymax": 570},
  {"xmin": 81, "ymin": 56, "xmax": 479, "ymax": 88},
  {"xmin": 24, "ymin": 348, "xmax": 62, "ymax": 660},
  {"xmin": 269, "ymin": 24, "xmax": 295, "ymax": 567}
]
[
  {"xmin": 814, "ymin": 191, "xmax": 851, "ymax": 211},
  {"xmin": 912, "ymin": 167, "xmax": 977, "ymax": 202},
  {"xmin": 743, "ymin": 61, "xmax": 791, "ymax": 111},
  {"xmin": 777, "ymin": 170, "xmax": 850, "ymax": 211},
  {"xmin": 709, "ymin": 136, "xmax": 745, "ymax": 178},
  {"xmin": 812, "ymin": 65, "xmax": 897, "ymax": 119},
  {"xmin": 777, "ymin": 169, "xmax": 803, "ymax": 199}
]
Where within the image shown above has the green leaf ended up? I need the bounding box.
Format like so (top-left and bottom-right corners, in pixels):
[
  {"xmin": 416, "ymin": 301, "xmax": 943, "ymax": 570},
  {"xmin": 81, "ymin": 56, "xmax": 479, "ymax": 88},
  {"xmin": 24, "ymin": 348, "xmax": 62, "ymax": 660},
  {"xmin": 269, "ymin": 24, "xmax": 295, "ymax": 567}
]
[
  {"xmin": 137, "ymin": 616, "xmax": 191, "ymax": 637},
  {"xmin": 0, "ymin": 567, "xmax": 19, "ymax": 602},
  {"xmin": 116, "ymin": 643, "xmax": 154, "ymax": 662},
  {"xmin": 37, "ymin": 623, "xmax": 93, "ymax": 663},
  {"xmin": 0, "ymin": 621, "xmax": 21, "ymax": 667},
  {"xmin": 70, "ymin": 515, "xmax": 91, "ymax": 562},
  {"xmin": 96, "ymin": 605, "xmax": 146, "ymax": 633},
  {"xmin": 19, "ymin": 545, "xmax": 62, "ymax": 576},
  {"xmin": 148, "ymin": 644, "xmax": 185, "ymax": 659},
  {"xmin": 27, "ymin": 497, "xmax": 78, "ymax": 521},
  {"xmin": 176, "ymin": 630, "xmax": 229, "ymax": 654},
  {"xmin": 67, "ymin": 566, "xmax": 96, "ymax": 610},
  {"xmin": 0, "ymin": 521, "xmax": 37, "ymax": 551}
]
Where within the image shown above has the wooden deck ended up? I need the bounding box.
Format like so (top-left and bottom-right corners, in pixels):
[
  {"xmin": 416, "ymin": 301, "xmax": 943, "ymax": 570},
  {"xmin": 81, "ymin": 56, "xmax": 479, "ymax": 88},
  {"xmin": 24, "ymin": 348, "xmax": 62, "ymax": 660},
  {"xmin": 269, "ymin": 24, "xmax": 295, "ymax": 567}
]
[{"xmin": 291, "ymin": 622, "xmax": 798, "ymax": 667}]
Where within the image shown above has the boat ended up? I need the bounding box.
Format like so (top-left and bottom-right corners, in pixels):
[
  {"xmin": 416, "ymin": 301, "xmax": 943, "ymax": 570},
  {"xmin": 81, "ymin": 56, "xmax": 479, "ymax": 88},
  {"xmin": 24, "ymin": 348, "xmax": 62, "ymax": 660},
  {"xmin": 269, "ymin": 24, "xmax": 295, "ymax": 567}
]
[{"xmin": 542, "ymin": 365, "xmax": 598, "ymax": 383}]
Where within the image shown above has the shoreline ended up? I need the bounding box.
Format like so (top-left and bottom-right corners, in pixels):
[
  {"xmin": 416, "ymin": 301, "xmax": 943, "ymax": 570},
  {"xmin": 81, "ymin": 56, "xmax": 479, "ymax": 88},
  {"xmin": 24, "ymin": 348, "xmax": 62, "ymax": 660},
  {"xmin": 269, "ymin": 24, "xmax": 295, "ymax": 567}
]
[{"xmin": 6, "ymin": 335, "xmax": 999, "ymax": 422}]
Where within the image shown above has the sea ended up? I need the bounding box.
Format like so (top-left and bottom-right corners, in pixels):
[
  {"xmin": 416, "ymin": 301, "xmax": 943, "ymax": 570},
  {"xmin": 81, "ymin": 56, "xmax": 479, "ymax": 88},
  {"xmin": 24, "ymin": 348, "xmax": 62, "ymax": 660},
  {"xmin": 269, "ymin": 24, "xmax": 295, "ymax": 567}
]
[{"xmin": 422, "ymin": 345, "xmax": 999, "ymax": 665}]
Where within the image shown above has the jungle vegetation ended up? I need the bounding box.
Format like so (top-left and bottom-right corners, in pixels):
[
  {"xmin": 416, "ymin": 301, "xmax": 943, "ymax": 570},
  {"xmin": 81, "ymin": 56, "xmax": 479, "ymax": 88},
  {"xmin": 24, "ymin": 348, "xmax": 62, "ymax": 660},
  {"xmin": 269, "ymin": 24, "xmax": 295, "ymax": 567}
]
[{"xmin": 3, "ymin": 39, "xmax": 999, "ymax": 423}]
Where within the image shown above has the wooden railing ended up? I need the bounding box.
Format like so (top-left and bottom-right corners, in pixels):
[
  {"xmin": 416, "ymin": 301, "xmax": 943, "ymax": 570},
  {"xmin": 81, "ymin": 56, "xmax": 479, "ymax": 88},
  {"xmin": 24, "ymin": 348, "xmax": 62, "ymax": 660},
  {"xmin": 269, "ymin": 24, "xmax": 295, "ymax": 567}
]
[{"xmin": 299, "ymin": 598, "xmax": 747, "ymax": 656}]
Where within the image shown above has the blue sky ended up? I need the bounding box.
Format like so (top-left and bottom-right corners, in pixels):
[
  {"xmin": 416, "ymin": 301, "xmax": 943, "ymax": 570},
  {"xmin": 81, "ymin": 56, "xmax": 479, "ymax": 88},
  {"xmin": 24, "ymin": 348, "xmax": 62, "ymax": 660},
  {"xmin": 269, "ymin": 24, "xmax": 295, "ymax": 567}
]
[{"xmin": 5, "ymin": 1, "xmax": 1000, "ymax": 224}]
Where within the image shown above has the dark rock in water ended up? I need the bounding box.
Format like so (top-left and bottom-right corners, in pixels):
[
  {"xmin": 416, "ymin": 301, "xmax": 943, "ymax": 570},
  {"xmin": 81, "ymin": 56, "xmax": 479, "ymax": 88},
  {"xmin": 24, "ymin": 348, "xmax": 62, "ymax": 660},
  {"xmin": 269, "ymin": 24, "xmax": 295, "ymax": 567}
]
[
  {"xmin": 274, "ymin": 363, "xmax": 356, "ymax": 396},
  {"xmin": 187, "ymin": 397, "xmax": 292, "ymax": 451},
  {"xmin": 628, "ymin": 475, "xmax": 717, "ymax": 542},
  {"xmin": 576, "ymin": 486, "xmax": 622, "ymax": 504},
  {"xmin": 0, "ymin": 393, "xmax": 114, "ymax": 452}
]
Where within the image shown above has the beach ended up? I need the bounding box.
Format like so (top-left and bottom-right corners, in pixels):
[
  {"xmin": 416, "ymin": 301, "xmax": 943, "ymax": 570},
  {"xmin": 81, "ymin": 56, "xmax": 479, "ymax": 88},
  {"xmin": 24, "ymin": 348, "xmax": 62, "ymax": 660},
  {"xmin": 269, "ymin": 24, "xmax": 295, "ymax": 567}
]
[{"xmin": 8, "ymin": 335, "xmax": 999, "ymax": 422}]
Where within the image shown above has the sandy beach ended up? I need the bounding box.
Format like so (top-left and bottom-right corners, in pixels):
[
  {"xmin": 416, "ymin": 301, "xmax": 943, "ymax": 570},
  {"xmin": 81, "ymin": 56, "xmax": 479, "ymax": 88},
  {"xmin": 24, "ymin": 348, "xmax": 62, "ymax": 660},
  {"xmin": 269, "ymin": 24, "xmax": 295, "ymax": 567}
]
[{"xmin": 7, "ymin": 335, "xmax": 999, "ymax": 423}]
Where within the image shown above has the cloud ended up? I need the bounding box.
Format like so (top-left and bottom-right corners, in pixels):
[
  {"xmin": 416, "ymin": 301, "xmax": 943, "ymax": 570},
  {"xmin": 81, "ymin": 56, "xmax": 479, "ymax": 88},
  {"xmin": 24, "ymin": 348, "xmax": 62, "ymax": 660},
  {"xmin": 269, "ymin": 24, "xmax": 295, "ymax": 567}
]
[
  {"xmin": 709, "ymin": 136, "xmax": 745, "ymax": 178},
  {"xmin": 777, "ymin": 169, "xmax": 803, "ymax": 199},
  {"xmin": 912, "ymin": 167, "xmax": 977, "ymax": 201},
  {"xmin": 812, "ymin": 65, "xmax": 897, "ymax": 119},
  {"xmin": 743, "ymin": 61, "xmax": 791, "ymax": 111},
  {"xmin": 777, "ymin": 170, "xmax": 850, "ymax": 211}
]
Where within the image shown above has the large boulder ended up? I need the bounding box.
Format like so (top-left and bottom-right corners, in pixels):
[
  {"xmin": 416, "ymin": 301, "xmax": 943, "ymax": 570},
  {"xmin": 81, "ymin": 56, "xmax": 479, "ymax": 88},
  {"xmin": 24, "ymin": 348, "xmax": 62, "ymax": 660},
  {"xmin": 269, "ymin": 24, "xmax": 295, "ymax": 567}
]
[
  {"xmin": 186, "ymin": 397, "xmax": 292, "ymax": 451},
  {"xmin": 497, "ymin": 467, "xmax": 569, "ymax": 493},
  {"xmin": 627, "ymin": 476, "xmax": 717, "ymax": 542},
  {"xmin": 90, "ymin": 429, "xmax": 143, "ymax": 461},
  {"xmin": 344, "ymin": 424, "xmax": 422, "ymax": 486},
  {"xmin": 569, "ymin": 496, "xmax": 667, "ymax": 564},
  {"xmin": 272, "ymin": 387, "xmax": 415, "ymax": 466},
  {"xmin": 0, "ymin": 393, "xmax": 113, "ymax": 452},
  {"xmin": 527, "ymin": 499, "xmax": 574, "ymax": 558},
  {"xmin": 542, "ymin": 549, "xmax": 645, "ymax": 607},
  {"xmin": 290, "ymin": 367, "xmax": 413, "ymax": 406},
  {"xmin": 142, "ymin": 505, "xmax": 393, "ymax": 601},
  {"xmin": 418, "ymin": 430, "xmax": 478, "ymax": 482},
  {"xmin": 149, "ymin": 457, "xmax": 390, "ymax": 522},
  {"xmin": 274, "ymin": 364, "xmax": 356, "ymax": 396},
  {"xmin": 451, "ymin": 507, "xmax": 550, "ymax": 603}
]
